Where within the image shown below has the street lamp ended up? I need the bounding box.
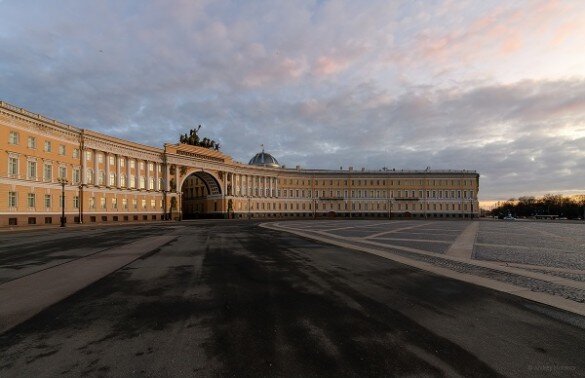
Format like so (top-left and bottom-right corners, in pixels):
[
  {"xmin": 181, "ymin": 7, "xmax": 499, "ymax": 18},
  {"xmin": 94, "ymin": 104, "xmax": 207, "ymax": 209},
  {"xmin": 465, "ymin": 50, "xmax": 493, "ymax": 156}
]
[
  {"xmin": 248, "ymin": 196, "xmax": 251, "ymax": 220},
  {"xmin": 313, "ymin": 197, "xmax": 316, "ymax": 219},
  {"xmin": 58, "ymin": 178, "xmax": 68, "ymax": 227}
]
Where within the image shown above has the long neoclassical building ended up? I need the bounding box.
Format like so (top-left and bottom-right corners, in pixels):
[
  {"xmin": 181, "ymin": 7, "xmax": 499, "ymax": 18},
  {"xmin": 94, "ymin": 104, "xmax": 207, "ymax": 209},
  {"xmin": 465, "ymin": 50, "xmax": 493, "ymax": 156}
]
[{"xmin": 1, "ymin": 101, "xmax": 480, "ymax": 226}]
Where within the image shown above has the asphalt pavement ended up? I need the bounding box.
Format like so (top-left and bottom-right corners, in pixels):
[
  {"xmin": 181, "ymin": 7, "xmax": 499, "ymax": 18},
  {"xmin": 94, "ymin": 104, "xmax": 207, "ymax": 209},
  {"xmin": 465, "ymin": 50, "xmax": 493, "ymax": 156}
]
[{"xmin": 1, "ymin": 220, "xmax": 584, "ymax": 377}]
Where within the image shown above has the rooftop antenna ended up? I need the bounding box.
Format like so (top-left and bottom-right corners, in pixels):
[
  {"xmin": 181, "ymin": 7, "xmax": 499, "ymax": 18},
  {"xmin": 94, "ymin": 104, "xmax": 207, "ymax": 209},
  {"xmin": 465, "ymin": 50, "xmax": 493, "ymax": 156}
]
[{"xmin": 261, "ymin": 144, "xmax": 264, "ymax": 153}]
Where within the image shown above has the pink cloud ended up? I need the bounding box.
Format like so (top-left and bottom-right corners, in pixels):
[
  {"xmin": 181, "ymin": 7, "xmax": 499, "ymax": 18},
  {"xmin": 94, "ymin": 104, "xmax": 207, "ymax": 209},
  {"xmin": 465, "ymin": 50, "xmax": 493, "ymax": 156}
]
[{"xmin": 313, "ymin": 56, "xmax": 349, "ymax": 76}]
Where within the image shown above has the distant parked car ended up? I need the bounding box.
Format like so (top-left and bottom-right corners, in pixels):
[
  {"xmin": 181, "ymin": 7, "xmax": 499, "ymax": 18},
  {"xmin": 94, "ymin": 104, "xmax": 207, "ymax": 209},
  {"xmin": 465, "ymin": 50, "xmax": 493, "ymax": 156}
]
[{"xmin": 503, "ymin": 216, "xmax": 516, "ymax": 220}]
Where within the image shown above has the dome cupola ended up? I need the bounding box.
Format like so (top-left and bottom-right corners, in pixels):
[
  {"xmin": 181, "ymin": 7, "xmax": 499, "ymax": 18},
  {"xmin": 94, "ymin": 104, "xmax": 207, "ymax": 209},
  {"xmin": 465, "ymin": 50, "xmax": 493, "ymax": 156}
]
[{"xmin": 249, "ymin": 146, "xmax": 280, "ymax": 168}]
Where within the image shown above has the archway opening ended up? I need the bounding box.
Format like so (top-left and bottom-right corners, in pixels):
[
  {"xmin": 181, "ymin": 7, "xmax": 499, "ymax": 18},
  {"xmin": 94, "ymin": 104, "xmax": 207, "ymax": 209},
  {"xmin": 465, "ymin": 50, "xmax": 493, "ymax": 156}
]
[{"xmin": 181, "ymin": 171, "xmax": 223, "ymax": 219}]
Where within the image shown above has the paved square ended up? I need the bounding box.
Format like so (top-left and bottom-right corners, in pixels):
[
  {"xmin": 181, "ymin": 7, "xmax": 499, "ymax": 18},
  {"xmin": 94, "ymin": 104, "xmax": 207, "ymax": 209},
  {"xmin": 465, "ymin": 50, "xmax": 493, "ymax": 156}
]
[{"xmin": 268, "ymin": 219, "xmax": 585, "ymax": 310}]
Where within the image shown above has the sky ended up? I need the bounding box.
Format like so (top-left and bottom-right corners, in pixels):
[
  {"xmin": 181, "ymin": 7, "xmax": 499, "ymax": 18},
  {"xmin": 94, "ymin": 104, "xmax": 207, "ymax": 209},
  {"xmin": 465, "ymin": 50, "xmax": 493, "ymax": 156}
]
[{"xmin": 1, "ymin": 0, "xmax": 584, "ymax": 205}]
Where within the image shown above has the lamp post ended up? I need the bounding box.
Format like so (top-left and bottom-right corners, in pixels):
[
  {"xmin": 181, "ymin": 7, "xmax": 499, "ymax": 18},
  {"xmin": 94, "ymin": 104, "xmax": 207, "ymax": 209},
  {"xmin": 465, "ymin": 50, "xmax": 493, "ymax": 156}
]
[
  {"xmin": 248, "ymin": 196, "xmax": 251, "ymax": 220},
  {"xmin": 58, "ymin": 178, "xmax": 68, "ymax": 227},
  {"xmin": 78, "ymin": 184, "xmax": 84, "ymax": 224},
  {"xmin": 313, "ymin": 197, "xmax": 316, "ymax": 219}
]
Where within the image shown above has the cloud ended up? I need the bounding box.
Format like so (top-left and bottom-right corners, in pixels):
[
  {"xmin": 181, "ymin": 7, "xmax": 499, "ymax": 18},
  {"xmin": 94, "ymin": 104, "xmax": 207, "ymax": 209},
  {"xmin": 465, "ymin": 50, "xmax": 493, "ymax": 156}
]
[{"xmin": 0, "ymin": 0, "xmax": 584, "ymax": 201}]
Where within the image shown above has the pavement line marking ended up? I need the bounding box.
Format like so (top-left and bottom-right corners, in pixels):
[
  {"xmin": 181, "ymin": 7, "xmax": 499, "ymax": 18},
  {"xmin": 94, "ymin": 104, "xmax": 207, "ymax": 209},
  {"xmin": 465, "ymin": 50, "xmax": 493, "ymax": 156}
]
[
  {"xmin": 260, "ymin": 223, "xmax": 585, "ymax": 316},
  {"xmin": 364, "ymin": 222, "xmax": 435, "ymax": 239},
  {"xmin": 0, "ymin": 235, "xmax": 176, "ymax": 335},
  {"xmin": 497, "ymin": 262, "xmax": 585, "ymax": 275},
  {"xmin": 369, "ymin": 237, "xmax": 452, "ymax": 244},
  {"xmin": 353, "ymin": 238, "xmax": 585, "ymax": 291},
  {"xmin": 475, "ymin": 242, "xmax": 580, "ymax": 253},
  {"xmin": 445, "ymin": 221, "xmax": 479, "ymax": 259}
]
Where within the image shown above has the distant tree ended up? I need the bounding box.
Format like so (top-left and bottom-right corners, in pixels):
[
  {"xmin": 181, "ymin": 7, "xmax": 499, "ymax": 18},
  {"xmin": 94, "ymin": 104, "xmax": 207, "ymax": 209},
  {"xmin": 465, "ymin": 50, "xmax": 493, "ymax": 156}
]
[
  {"xmin": 489, "ymin": 193, "xmax": 585, "ymax": 219},
  {"xmin": 179, "ymin": 125, "xmax": 220, "ymax": 150}
]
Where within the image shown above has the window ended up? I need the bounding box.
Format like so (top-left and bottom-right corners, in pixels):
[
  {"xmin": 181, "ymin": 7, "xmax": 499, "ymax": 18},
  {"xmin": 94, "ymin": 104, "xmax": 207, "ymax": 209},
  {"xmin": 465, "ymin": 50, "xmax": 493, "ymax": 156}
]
[
  {"xmin": 108, "ymin": 156, "xmax": 115, "ymax": 166},
  {"xmin": 150, "ymin": 199, "xmax": 155, "ymax": 208},
  {"xmin": 59, "ymin": 166, "xmax": 67, "ymax": 179},
  {"xmin": 27, "ymin": 193, "xmax": 36, "ymax": 208},
  {"xmin": 27, "ymin": 161, "xmax": 37, "ymax": 179},
  {"xmin": 44, "ymin": 141, "xmax": 52, "ymax": 152},
  {"xmin": 73, "ymin": 196, "xmax": 79, "ymax": 209},
  {"xmin": 109, "ymin": 173, "xmax": 115, "ymax": 186},
  {"xmin": 73, "ymin": 168, "xmax": 81, "ymax": 184},
  {"xmin": 121, "ymin": 175, "xmax": 126, "ymax": 187},
  {"xmin": 45, "ymin": 194, "xmax": 51, "ymax": 208},
  {"xmin": 8, "ymin": 192, "xmax": 17, "ymax": 207},
  {"xmin": 130, "ymin": 160, "xmax": 135, "ymax": 169},
  {"xmin": 120, "ymin": 158, "xmax": 125, "ymax": 167},
  {"xmin": 59, "ymin": 144, "xmax": 66, "ymax": 155},
  {"xmin": 73, "ymin": 148, "xmax": 80, "ymax": 158},
  {"xmin": 133, "ymin": 199, "xmax": 137, "ymax": 209},
  {"xmin": 149, "ymin": 162, "xmax": 153, "ymax": 171},
  {"xmin": 140, "ymin": 177, "xmax": 145, "ymax": 189},
  {"xmin": 112, "ymin": 198, "xmax": 117, "ymax": 209},
  {"xmin": 86, "ymin": 150, "xmax": 92, "ymax": 161},
  {"xmin": 8, "ymin": 157, "xmax": 18, "ymax": 177},
  {"xmin": 87, "ymin": 169, "xmax": 93, "ymax": 184},
  {"xmin": 44, "ymin": 164, "xmax": 52, "ymax": 181},
  {"xmin": 142, "ymin": 199, "xmax": 147, "ymax": 209},
  {"xmin": 122, "ymin": 198, "xmax": 128, "ymax": 209},
  {"xmin": 28, "ymin": 136, "xmax": 36, "ymax": 149},
  {"xmin": 97, "ymin": 153, "xmax": 103, "ymax": 163},
  {"xmin": 9, "ymin": 131, "xmax": 19, "ymax": 145},
  {"xmin": 139, "ymin": 162, "xmax": 144, "ymax": 170},
  {"xmin": 99, "ymin": 171, "xmax": 105, "ymax": 185}
]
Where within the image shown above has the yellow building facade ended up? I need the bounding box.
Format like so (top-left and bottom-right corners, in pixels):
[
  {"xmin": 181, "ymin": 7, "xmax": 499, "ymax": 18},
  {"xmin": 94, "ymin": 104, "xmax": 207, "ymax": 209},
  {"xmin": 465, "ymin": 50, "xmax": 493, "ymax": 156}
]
[{"xmin": 1, "ymin": 101, "xmax": 479, "ymax": 226}]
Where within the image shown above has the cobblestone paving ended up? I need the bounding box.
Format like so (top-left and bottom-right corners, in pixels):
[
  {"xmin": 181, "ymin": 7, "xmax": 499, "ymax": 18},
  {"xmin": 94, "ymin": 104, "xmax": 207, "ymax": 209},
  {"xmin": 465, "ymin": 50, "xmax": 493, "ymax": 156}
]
[
  {"xmin": 274, "ymin": 219, "xmax": 585, "ymax": 303},
  {"xmin": 474, "ymin": 221, "xmax": 585, "ymax": 269}
]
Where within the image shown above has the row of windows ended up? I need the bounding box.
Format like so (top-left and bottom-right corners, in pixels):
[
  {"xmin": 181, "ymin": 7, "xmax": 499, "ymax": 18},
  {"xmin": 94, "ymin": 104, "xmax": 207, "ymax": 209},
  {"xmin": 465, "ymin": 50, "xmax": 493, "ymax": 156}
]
[
  {"xmin": 8, "ymin": 131, "xmax": 78, "ymax": 157},
  {"xmin": 84, "ymin": 151, "xmax": 160, "ymax": 172},
  {"xmin": 7, "ymin": 158, "xmax": 81, "ymax": 183},
  {"xmin": 235, "ymin": 188, "xmax": 476, "ymax": 200},
  {"xmin": 88, "ymin": 197, "xmax": 161, "ymax": 210},
  {"xmin": 6, "ymin": 132, "xmax": 159, "ymax": 171},
  {"xmin": 8, "ymin": 192, "xmax": 79, "ymax": 209},
  {"xmin": 234, "ymin": 201, "xmax": 473, "ymax": 212},
  {"xmin": 84, "ymin": 169, "xmax": 162, "ymax": 189},
  {"xmin": 277, "ymin": 178, "xmax": 475, "ymax": 187},
  {"xmin": 8, "ymin": 192, "xmax": 161, "ymax": 210}
]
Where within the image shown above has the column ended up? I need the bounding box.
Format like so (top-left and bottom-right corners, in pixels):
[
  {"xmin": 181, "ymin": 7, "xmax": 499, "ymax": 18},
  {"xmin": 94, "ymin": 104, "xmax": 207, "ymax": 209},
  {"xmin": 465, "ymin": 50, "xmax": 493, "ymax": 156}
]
[
  {"xmin": 126, "ymin": 156, "xmax": 131, "ymax": 188},
  {"xmin": 270, "ymin": 177, "xmax": 273, "ymax": 197},
  {"xmin": 82, "ymin": 149, "xmax": 87, "ymax": 185},
  {"xmin": 174, "ymin": 164, "xmax": 180, "ymax": 193},
  {"xmin": 275, "ymin": 177, "xmax": 278, "ymax": 197},
  {"xmin": 145, "ymin": 160, "xmax": 150, "ymax": 191},
  {"xmin": 93, "ymin": 149, "xmax": 99, "ymax": 185},
  {"xmin": 154, "ymin": 162, "xmax": 160, "ymax": 191},
  {"xmin": 164, "ymin": 163, "xmax": 170, "ymax": 191},
  {"xmin": 104, "ymin": 153, "xmax": 110, "ymax": 187},
  {"xmin": 116, "ymin": 155, "xmax": 121, "ymax": 188},
  {"xmin": 231, "ymin": 173, "xmax": 234, "ymax": 196},
  {"xmin": 135, "ymin": 158, "xmax": 140, "ymax": 190},
  {"xmin": 263, "ymin": 176, "xmax": 267, "ymax": 197}
]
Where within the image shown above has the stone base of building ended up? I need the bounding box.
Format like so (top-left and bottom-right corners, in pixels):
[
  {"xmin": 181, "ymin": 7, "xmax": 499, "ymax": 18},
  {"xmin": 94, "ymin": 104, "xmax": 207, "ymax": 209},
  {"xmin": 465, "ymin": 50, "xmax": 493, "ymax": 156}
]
[{"xmin": 0, "ymin": 213, "xmax": 168, "ymax": 227}]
